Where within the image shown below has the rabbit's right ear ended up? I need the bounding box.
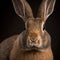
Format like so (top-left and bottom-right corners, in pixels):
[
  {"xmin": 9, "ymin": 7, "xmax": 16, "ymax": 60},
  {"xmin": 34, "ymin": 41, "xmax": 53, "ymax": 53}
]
[
  {"xmin": 37, "ymin": 0, "xmax": 56, "ymax": 23},
  {"xmin": 12, "ymin": 0, "xmax": 33, "ymax": 22}
]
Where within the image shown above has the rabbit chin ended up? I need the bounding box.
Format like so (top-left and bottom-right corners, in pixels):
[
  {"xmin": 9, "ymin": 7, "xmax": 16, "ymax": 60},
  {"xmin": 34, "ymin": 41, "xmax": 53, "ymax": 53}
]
[
  {"xmin": 21, "ymin": 44, "xmax": 46, "ymax": 52},
  {"xmin": 19, "ymin": 41, "xmax": 46, "ymax": 52}
]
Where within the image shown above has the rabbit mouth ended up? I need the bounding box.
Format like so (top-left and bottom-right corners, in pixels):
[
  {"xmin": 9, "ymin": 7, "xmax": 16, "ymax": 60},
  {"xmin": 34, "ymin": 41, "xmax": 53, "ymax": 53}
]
[
  {"xmin": 20, "ymin": 39, "xmax": 51, "ymax": 52},
  {"xmin": 22, "ymin": 45, "xmax": 45, "ymax": 52},
  {"xmin": 20, "ymin": 40, "xmax": 42, "ymax": 51},
  {"xmin": 21, "ymin": 42, "xmax": 46, "ymax": 51}
]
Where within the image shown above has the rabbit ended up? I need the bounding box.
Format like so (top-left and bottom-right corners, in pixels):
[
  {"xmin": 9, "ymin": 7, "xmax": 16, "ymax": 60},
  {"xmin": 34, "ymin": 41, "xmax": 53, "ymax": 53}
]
[{"xmin": 0, "ymin": 0, "xmax": 56, "ymax": 60}]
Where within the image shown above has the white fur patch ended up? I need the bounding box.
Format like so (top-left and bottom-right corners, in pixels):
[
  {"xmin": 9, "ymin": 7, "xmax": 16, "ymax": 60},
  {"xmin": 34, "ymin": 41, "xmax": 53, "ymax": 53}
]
[{"xmin": 41, "ymin": 22, "xmax": 44, "ymax": 34}]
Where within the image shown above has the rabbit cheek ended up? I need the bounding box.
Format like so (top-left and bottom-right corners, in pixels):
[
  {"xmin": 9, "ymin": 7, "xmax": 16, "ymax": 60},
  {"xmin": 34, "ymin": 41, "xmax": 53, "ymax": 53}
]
[{"xmin": 41, "ymin": 33, "xmax": 51, "ymax": 49}]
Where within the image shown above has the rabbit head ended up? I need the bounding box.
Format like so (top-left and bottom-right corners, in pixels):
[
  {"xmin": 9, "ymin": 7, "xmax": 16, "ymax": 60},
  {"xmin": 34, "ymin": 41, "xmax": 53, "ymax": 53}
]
[{"xmin": 12, "ymin": 0, "xmax": 56, "ymax": 51}]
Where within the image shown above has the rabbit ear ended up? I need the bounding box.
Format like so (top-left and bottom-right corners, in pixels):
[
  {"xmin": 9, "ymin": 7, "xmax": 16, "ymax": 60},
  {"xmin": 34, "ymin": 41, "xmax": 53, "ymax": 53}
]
[
  {"xmin": 12, "ymin": 0, "xmax": 33, "ymax": 22},
  {"xmin": 37, "ymin": 0, "xmax": 56, "ymax": 22}
]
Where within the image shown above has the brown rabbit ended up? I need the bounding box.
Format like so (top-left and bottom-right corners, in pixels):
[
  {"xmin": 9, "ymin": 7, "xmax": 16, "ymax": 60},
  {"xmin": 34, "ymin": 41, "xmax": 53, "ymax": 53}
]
[{"xmin": 0, "ymin": 0, "xmax": 56, "ymax": 60}]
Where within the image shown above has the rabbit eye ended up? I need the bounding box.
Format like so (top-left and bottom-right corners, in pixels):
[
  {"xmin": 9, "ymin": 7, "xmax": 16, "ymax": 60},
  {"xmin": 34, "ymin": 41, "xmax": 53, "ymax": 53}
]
[{"xmin": 43, "ymin": 25, "xmax": 46, "ymax": 30}]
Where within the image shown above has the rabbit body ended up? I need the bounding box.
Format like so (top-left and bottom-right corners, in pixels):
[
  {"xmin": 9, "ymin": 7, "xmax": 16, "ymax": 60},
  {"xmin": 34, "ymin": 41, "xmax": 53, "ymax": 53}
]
[{"xmin": 0, "ymin": 31, "xmax": 53, "ymax": 60}]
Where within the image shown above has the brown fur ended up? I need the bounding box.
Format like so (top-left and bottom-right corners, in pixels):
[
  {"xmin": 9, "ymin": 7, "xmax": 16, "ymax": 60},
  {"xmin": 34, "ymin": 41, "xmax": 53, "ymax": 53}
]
[
  {"xmin": 0, "ymin": 35, "xmax": 18, "ymax": 60},
  {"xmin": 0, "ymin": 32, "xmax": 53, "ymax": 60},
  {"xmin": 10, "ymin": 37, "xmax": 53, "ymax": 60},
  {"xmin": 0, "ymin": 0, "xmax": 56, "ymax": 60}
]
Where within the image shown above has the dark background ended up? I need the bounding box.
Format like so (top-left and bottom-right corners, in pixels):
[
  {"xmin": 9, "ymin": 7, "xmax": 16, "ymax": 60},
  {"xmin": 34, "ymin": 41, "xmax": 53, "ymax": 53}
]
[{"xmin": 0, "ymin": 0, "xmax": 60, "ymax": 60}]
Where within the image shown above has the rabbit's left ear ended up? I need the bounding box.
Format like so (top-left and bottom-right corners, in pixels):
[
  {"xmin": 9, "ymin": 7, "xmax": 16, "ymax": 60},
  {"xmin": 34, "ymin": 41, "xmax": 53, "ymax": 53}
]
[
  {"xmin": 12, "ymin": 0, "xmax": 25, "ymax": 19},
  {"xmin": 37, "ymin": 0, "xmax": 56, "ymax": 22},
  {"xmin": 12, "ymin": 0, "xmax": 33, "ymax": 22}
]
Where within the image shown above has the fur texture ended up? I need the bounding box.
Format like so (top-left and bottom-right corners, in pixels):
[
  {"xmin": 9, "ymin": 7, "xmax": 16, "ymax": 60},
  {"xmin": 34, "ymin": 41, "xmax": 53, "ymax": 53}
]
[
  {"xmin": 0, "ymin": 0, "xmax": 56, "ymax": 60},
  {"xmin": 10, "ymin": 32, "xmax": 53, "ymax": 60}
]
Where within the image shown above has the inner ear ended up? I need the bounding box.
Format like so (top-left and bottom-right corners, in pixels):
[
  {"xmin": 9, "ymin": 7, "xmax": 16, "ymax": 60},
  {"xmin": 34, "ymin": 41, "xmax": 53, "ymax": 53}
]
[{"xmin": 26, "ymin": 0, "xmax": 42, "ymax": 18}]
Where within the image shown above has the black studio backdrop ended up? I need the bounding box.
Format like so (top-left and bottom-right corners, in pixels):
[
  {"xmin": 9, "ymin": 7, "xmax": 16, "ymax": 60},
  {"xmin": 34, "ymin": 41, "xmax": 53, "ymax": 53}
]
[{"xmin": 0, "ymin": 0, "xmax": 60, "ymax": 60}]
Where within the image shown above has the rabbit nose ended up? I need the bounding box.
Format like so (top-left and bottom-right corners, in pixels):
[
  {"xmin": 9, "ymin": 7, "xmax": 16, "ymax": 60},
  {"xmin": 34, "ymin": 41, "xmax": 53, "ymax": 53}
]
[
  {"xmin": 31, "ymin": 40, "xmax": 36, "ymax": 43},
  {"xmin": 30, "ymin": 37, "xmax": 36, "ymax": 42},
  {"xmin": 30, "ymin": 37, "xmax": 40, "ymax": 44}
]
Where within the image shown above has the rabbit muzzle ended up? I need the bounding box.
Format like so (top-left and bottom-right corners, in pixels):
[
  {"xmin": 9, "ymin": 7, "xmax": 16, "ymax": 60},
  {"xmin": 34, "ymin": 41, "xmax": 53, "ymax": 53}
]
[{"xmin": 26, "ymin": 33, "xmax": 43, "ymax": 50}]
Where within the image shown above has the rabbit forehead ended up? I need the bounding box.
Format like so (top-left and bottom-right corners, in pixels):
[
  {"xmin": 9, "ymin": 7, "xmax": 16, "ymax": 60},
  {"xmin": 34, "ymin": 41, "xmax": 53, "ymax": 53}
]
[
  {"xmin": 27, "ymin": 18, "xmax": 42, "ymax": 24},
  {"xmin": 27, "ymin": 21, "xmax": 42, "ymax": 32}
]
